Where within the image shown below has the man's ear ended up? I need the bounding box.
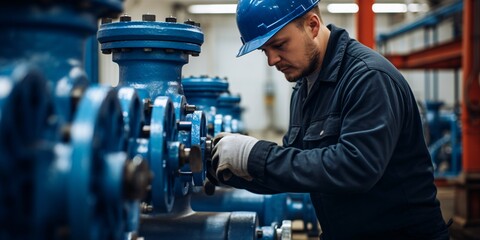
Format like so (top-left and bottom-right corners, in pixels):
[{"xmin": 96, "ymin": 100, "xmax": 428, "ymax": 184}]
[{"xmin": 306, "ymin": 13, "xmax": 320, "ymax": 38}]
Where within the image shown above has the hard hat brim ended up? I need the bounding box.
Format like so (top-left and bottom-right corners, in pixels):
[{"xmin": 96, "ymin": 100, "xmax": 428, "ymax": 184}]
[
  {"xmin": 236, "ymin": 0, "xmax": 319, "ymax": 57},
  {"xmin": 236, "ymin": 24, "xmax": 285, "ymax": 57}
]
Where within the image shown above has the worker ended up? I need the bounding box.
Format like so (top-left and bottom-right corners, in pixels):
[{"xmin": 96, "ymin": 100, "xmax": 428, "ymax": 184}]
[{"xmin": 208, "ymin": 0, "xmax": 449, "ymax": 239}]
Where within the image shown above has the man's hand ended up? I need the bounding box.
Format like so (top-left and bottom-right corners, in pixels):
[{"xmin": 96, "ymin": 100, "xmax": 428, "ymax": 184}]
[{"xmin": 211, "ymin": 133, "xmax": 259, "ymax": 181}]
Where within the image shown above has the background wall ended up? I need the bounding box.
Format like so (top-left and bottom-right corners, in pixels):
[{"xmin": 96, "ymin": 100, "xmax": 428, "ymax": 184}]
[{"xmin": 99, "ymin": 0, "xmax": 461, "ymax": 134}]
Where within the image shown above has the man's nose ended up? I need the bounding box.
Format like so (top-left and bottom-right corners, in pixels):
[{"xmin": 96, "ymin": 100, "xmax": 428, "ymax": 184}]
[{"xmin": 266, "ymin": 51, "xmax": 281, "ymax": 66}]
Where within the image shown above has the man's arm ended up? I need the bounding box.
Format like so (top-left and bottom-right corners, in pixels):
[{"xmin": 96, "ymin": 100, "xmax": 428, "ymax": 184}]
[{"xmin": 223, "ymin": 70, "xmax": 404, "ymax": 194}]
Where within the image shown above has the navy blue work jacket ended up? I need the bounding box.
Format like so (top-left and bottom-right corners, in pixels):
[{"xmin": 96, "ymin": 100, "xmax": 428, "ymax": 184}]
[{"xmin": 223, "ymin": 25, "xmax": 448, "ymax": 239}]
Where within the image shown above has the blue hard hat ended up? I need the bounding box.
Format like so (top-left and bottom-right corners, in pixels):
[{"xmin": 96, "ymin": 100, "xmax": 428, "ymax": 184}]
[{"xmin": 236, "ymin": 0, "xmax": 320, "ymax": 57}]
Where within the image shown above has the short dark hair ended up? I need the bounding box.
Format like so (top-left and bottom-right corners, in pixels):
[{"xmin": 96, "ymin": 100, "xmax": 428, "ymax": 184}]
[{"xmin": 293, "ymin": 5, "xmax": 322, "ymax": 29}]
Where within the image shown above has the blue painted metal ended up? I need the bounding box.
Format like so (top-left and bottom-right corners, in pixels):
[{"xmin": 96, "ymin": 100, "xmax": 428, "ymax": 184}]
[
  {"xmin": 0, "ymin": 4, "xmax": 290, "ymax": 240},
  {"xmin": 188, "ymin": 111, "xmax": 208, "ymax": 186},
  {"xmin": 149, "ymin": 96, "xmax": 178, "ymax": 213},
  {"xmin": 257, "ymin": 220, "xmax": 292, "ymax": 240},
  {"xmin": 217, "ymin": 93, "xmax": 245, "ymax": 134},
  {"xmin": 0, "ymin": 1, "xmax": 123, "ymax": 123},
  {"xmin": 191, "ymin": 188, "xmax": 319, "ymax": 236},
  {"xmin": 69, "ymin": 86, "xmax": 128, "ymax": 240},
  {"xmin": 183, "ymin": 75, "xmax": 316, "ymax": 236},
  {"xmin": 97, "ymin": 18, "xmax": 203, "ymax": 100},
  {"xmin": 139, "ymin": 196, "xmax": 260, "ymax": 239},
  {"xmin": 183, "ymin": 76, "xmax": 246, "ymax": 135},
  {"xmin": 183, "ymin": 76, "xmax": 230, "ymax": 136},
  {"xmin": 85, "ymin": 35, "xmax": 100, "ymax": 84},
  {"xmin": 0, "ymin": 64, "xmax": 58, "ymax": 239},
  {"xmin": 118, "ymin": 87, "xmax": 144, "ymax": 145},
  {"xmin": 376, "ymin": 0, "xmax": 463, "ymax": 43},
  {"xmin": 98, "ymin": 16, "xmax": 209, "ymax": 210},
  {"xmin": 425, "ymin": 101, "xmax": 462, "ymax": 178},
  {"xmin": 140, "ymin": 211, "xmax": 259, "ymax": 239},
  {"xmin": 0, "ymin": 1, "xmax": 156, "ymax": 239}
]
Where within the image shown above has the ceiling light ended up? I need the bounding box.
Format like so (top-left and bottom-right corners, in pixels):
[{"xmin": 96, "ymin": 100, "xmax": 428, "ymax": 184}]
[
  {"xmin": 188, "ymin": 4, "xmax": 237, "ymax": 14},
  {"xmin": 407, "ymin": 3, "xmax": 429, "ymax": 12},
  {"xmin": 372, "ymin": 3, "xmax": 408, "ymax": 13},
  {"xmin": 327, "ymin": 4, "xmax": 359, "ymax": 13}
]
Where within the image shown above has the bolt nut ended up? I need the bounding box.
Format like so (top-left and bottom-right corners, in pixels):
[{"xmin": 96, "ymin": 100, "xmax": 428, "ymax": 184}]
[
  {"xmin": 256, "ymin": 229, "xmax": 263, "ymax": 238},
  {"xmin": 142, "ymin": 14, "xmax": 156, "ymax": 21},
  {"xmin": 184, "ymin": 104, "xmax": 196, "ymax": 114},
  {"xmin": 140, "ymin": 202, "xmax": 154, "ymax": 213},
  {"xmin": 120, "ymin": 15, "xmax": 132, "ymax": 22},
  {"xmin": 203, "ymin": 179, "xmax": 216, "ymax": 196},
  {"xmin": 123, "ymin": 156, "xmax": 152, "ymax": 200},
  {"xmin": 205, "ymin": 138, "xmax": 213, "ymax": 155},
  {"xmin": 177, "ymin": 121, "xmax": 192, "ymax": 131},
  {"xmin": 101, "ymin": 49, "xmax": 112, "ymax": 54},
  {"xmin": 184, "ymin": 19, "xmax": 195, "ymax": 25},
  {"xmin": 101, "ymin": 18, "xmax": 113, "ymax": 24},
  {"xmin": 165, "ymin": 16, "xmax": 177, "ymax": 23},
  {"xmin": 280, "ymin": 220, "xmax": 292, "ymax": 240}
]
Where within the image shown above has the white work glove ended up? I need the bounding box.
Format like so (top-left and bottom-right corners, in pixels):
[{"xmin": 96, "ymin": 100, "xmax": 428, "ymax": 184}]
[{"xmin": 212, "ymin": 133, "xmax": 259, "ymax": 181}]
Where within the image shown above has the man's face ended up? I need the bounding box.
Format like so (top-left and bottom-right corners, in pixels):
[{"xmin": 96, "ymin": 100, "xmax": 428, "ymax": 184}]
[{"xmin": 260, "ymin": 22, "xmax": 321, "ymax": 82}]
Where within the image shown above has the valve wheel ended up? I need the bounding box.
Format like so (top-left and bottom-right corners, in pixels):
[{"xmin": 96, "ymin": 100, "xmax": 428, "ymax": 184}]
[
  {"xmin": 69, "ymin": 86, "xmax": 127, "ymax": 240},
  {"xmin": 189, "ymin": 110, "xmax": 207, "ymax": 186},
  {"xmin": 149, "ymin": 96, "xmax": 177, "ymax": 213},
  {"xmin": 0, "ymin": 64, "xmax": 57, "ymax": 236}
]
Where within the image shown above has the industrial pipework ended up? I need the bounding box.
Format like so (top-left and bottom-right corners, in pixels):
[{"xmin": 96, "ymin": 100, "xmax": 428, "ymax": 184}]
[
  {"xmin": 98, "ymin": 14, "xmax": 208, "ymax": 213},
  {"xmin": 0, "ymin": 1, "xmax": 152, "ymax": 239},
  {"xmin": 98, "ymin": 14, "xmax": 293, "ymax": 240},
  {"xmin": 183, "ymin": 75, "xmax": 246, "ymax": 136},
  {"xmin": 184, "ymin": 75, "xmax": 318, "ymax": 236},
  {"xmin": 424, "ymin": 101, "xmax": 462, "ymax": 178}
]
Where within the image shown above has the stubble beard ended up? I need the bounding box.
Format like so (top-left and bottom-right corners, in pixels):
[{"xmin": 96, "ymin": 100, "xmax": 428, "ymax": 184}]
[{"xmin": 284, "ymin": 40, "xmax": 321, "ymax": 82}]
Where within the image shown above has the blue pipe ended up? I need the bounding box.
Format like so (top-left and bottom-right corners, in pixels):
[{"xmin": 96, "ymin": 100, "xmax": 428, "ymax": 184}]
[
  {"xmin": 376, "ymin": 0, "xmax": 463, "ymax": 43},
  {"xmin": 98, "ymin": 15, "xmax": 210, "ymax": 213},
  {"xmin": 0, "ymin": 2, "xmax": 152, "ymax": 240},
  {"xmin": 217, "ymin": 93, "xmax": 245, "ymax": 134},
  {"xmin": 191, "ymin": 188, "xmax": 319, "ymax": 236},
  {"xmin": 85, "ymin": 35, "xmax": 100, "ymax": 84},
  {"xmin": 183, "ymin": 76, "xmax": 230, "ymax": 136},
  {"xmin": 425, "ymin": 100, "xmax": 462, "ymax": 178},
  {"xmin": 0, "ymin": 1, "xmax": 122, "ymax": 123},
  {"xmin": 139, "ymin": 193, "xmax": 260, "ymax": 240}
]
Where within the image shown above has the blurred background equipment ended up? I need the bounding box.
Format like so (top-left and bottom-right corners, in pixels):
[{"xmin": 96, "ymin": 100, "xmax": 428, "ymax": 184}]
[{"xmin": 1, "ymin": 0, "xmax": 479, "ymax": 239}]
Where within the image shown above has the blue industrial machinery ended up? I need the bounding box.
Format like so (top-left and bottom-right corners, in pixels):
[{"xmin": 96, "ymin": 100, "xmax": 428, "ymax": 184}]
[
  {"xmin": 183, "ymin": 75, "xmax": 246, "ymax": 136},
  {"xmin": 424, "ymin": 101, "xmax": 462, "ymax": 178},
  {"xmin": 376, "ymin": 0, "xmax": 463, "ymax": 47},
  {"xmin": 0, "ymin": 2, "xmax": 300, "ymax": 239},
  {"xmin": 191, "ymin": 188, "xmax": 319, "ymax": 236},
  {"xmin": 0, "ymin": 1, "xmax": 154, "ymax": 239},
  {"xmin": 183, "ymin": 75, "xmax": 318, "ymax": 236},
  {"xmin": 139, "ymin": 195, "xmax": 290, "ymax": 240},
  {"xmin": 97, "ymin": 14, "xmax": 296, "ymax": 240},
  {"xmin": 217, "ymin": 92, "xmax": 246, "ymax": 134},
  {"xmin": 98, "ymin": 14, "xmax": 209, "ymax": 213}
]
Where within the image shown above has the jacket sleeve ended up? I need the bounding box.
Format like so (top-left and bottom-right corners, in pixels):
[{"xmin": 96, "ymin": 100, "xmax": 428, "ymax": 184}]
[
  {"xmin": 219, "ymin": 174, "xmax": 281, "ymax": 194},
  {"xmin": 243, "ymin": 70, "xmax": 405, "ymax": 194}
]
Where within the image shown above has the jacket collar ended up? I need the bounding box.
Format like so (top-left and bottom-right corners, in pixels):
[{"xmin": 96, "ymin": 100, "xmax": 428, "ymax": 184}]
[
  {"xmin": 293, "ymin": 25, "xmax": 349, "ymax": 90},
  {"xmin": 316, "ymin": 24, "xmax": 350, "ymax": 83}
]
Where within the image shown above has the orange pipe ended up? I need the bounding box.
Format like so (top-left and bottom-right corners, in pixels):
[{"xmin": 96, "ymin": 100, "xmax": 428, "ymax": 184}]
[
  {"xmin": 356, "ymin": 0, "xmax": 375, "ymax": 49},
  {"xmin": 384, "ymin": 39, "xmax": 462, "ymax": 69},
  {"xmin": 461, "ymin": 0, "xmax": 480, "ymax": 173}
]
